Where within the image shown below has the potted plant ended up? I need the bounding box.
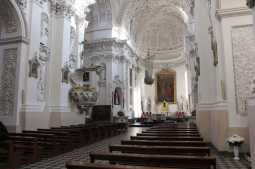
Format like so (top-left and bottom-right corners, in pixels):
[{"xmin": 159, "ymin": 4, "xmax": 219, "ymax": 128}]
[{"xmin": 227, "ymin": 134, "xmax": 244, "ymax": 160}]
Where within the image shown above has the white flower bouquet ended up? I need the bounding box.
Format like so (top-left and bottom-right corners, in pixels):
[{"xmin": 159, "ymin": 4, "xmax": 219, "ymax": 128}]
[{"xmin": 227, "ymin": 134, "xmax": 244, "ymax": 146}]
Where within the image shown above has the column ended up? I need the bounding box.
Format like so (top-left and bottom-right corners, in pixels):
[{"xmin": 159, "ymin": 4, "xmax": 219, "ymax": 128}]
[{"xmin": 247, "ymin": 96, "xmax": 255, "ymax": 169}]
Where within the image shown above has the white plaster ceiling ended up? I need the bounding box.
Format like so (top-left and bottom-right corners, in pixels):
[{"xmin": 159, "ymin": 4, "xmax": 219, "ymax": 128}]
[{"xmin": 111, "ymin": 0, "xmax": 189, "ymax": 61}]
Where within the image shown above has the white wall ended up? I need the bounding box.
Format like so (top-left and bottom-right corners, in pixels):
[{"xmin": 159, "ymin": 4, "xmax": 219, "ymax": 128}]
[{"xmin": 219, "ymin": 10, "xmax": 252, "ymax": 127}]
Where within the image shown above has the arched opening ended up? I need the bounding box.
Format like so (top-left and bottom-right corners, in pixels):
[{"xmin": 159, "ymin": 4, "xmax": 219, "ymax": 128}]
[{"xmin": 0, "ymin": 0, "xmax": 28, "ymax": 131}]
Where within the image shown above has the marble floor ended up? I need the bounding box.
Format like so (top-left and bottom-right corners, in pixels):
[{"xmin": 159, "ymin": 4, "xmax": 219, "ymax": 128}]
[{"xmin": 20, "ymin": 127, "xmax": 250, "ymax": 169}]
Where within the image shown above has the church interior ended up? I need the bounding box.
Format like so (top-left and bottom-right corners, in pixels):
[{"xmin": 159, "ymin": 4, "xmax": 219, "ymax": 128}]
[{"xmin": 1, "ymin": 0, "xmax": 255, "ymax": 169}]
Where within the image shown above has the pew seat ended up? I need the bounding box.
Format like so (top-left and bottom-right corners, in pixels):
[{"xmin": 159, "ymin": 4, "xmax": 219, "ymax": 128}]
[
  {"xmin": 66, "ymin": 161, "xmax": 178, "ymax": 169},
  {"xmin": 90, "ymin": 152, "xmax": 216, "ymax": 169},
  {"xmin": 121, "ymin": 140, "xmax": 208, "ymax": 147},
  {"xmin": 137, "ymin": 133, "xmax": 200, "ymax": 137},
  {"xmin": 109, "ymin": 144, "xmax": 210, "ymax": 156},
  {"xmin": 130, "ymin": 136, "xmax": 203, "ymax": 141}
]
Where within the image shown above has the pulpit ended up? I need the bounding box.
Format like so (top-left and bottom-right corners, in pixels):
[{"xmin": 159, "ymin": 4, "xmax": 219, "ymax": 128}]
[{"xmin": 247, "ymin": 96, "xmax": 255, "ymax": 169}]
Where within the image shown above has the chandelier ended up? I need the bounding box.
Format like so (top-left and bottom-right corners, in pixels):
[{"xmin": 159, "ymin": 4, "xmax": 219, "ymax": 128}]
[{"xmin": 144, "ymin": 49, "xmax": 154, "ymax": 85}]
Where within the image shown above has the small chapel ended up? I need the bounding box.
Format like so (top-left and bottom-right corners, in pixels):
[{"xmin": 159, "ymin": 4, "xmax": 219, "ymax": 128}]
[{"xmin": 1, "ymin": 0, "xmax": 255, "ymax": 169}]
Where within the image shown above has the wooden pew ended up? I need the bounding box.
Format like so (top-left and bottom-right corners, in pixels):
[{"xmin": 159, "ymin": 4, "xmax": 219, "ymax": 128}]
[
  {"xmin": 109, "ymin": 144, "xmax": 210, "ymax": 156},
  {"xmin": 142, "ymin": 130, "xmax": 200, "ymax": 134},
  {"xmin": 89, "ymin": 152, "xmax": 216, "ymax": 169},
  {"xmin": 50, "ymin": 127, "xmax": 85, "ymax": 146},
  {"xmin": 66, "ymin": 161, "xmax": 178, "ymax": 169},
  {"xmin": 137, "ymin": 133, "xmax": 200, "ymax": 137},
  {"xmin": 9, "ymin": 132, "xmax": 59, "ymax": 158},
  {"xmin": 147, "ymin": 128, "xmax": 198, "ymax": 132},
  {"xmin": 121, "ymin": 140, "xmax": 208, "ymax": 147},
  {"xmin": 22, "ymin": 130, "xmax": 72, "ymax": 154},
  {"xmin": 8, "ymin": 136, "xmax": 39, "ymax": 168},
  {"xmin": 130, "ymin": 136, "xmax": 203, "ymax": 141}
]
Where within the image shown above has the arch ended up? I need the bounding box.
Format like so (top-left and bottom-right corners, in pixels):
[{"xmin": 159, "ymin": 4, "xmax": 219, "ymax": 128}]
[{"xmin": 7, "ymin": 0, "xmax": 28, "ymax": 38}]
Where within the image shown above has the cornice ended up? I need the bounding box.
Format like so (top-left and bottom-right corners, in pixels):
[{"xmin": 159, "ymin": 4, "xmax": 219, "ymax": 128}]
[
  {"xmin": 21, "ymin": 104, "xmax": 45, "ymax": 112},
  {"xmin": 216, "ymin": 7, "xmax": 251, "ymax": 19},
  {"xmin": 197, "ymin": 101, "xmax": 228, "ymax": 112},
  {"xmin": 0, "ymin": 36, "xmax": 29, "ymax": 45}
]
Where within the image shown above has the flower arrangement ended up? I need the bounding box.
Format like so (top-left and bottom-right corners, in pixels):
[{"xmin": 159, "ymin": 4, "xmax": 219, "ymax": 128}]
[{"xmin": 227, "ymin": 134, "xmax": 244, "ymax": 146}]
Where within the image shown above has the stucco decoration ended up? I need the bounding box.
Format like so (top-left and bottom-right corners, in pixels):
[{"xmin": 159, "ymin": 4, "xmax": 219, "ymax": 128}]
[
  {"xmin": 69, "ymin": 26, "xmax": 77, "ymax": 69},
  {"xmin": 117, "ymin": 0, "xmax": 187, "ymax": 62},
  {"xmin": 86, "ymin": 0, "xmax": 112, "ymax": 30},
  {"xmin": 37, "ymin": 43, "xmax": 50, "ymax": 101},
  {"xmin": 41, "ymin": 12, "xmax": 49, "ymax": 45},
  {"xmin": 0, "ymin": 48, "xmax": 18, "ymax": 116},
  {"xmin": 207, "ymin": 0, "xmax": 218, "ymax": 67},
  {"xmin": 50, "ymin": 0, "xmax": 74, "ymax": 18},
  {"xmin": 232, "ymin": 25, "xmax": 255, "ymax": 115},
  {"xmin": 0, "ymin": 0, "xmax": 18, "ymax": 34},
  {"xmin": 16, "ymin": 0, "xmax": 27, "ymax": 11}
]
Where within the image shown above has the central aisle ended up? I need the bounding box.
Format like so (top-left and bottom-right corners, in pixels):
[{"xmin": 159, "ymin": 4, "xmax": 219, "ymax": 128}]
[{"xmin": 20, "ymin": 127, "xmax": 249, "ymax": 169}]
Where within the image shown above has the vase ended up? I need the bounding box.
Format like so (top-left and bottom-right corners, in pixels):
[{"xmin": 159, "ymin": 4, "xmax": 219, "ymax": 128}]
[{"xmin": 233, "ymin": 145, "xmax": 240, "ymax": 160}]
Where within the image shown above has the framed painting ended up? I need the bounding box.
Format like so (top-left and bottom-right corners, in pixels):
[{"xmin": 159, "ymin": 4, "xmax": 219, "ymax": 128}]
[{"xmin": 156, "ymin": 69, "xmax": 176, "ymax": 103}]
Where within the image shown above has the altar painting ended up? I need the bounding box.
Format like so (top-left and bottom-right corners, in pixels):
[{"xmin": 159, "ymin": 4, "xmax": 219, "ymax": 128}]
[{"xmin": 157, "ymin": 69, "xmax": 176, "ymax": 103}]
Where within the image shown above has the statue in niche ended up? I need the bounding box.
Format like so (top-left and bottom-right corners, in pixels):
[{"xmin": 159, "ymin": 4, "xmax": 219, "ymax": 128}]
[
  {"xmin": 114, "ymin": 87, "xmax": 123, "ymax": 106},
  {"xmin": 83, "ymin": 72, "xmax": 90, "ymax": 82},
  {"xmin": 29, "ymin": 53, "xmax": 40, "ymax": 78},
  {"xmin": 61, "ymin": 65, "xmax": 70, "ymax": 83},
  {"xmin": 39, "ymin": 43, "xmax": 50, "ymax": 62},
  {"xmin": 95, "ymin": 63, "xmax": 106, "ymax": 81},
  {"xmin": 36, "ymin": 43, "xmax": 50, "ymax": 101}
]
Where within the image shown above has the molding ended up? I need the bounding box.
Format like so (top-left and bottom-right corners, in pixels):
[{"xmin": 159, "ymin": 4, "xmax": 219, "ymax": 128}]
[
  {"xmin": 197, "ymin": 101, "xmax": 228, "ymax": 111},
  {"xmin": 0, "ymin": 36, "xmax": 29, "ymax": 45},
  {"xmin": 47, "ymin": 105, "xmax": 71, "ymax": 113},
  {"xmin": 216, "ymin": 7, "xmax": 252, "ymax": 19},
  {"xmin": 21, "ymin": 104, "xmax": 44, "ymax": 112}
]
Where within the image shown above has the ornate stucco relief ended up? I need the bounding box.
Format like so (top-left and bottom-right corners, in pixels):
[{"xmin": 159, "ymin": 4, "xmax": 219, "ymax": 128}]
[
  {"xmin": 0, "ymin": 48, "xmax": 17, "ymax": 116},
  {"xmin": 16, "ymin": 0, "xmax": 27, "ymax": 11},
  {"xmin": 0, "ymin": 0, "xmax": 18, "ymax": 34},
  {"xmin": 232, "ymin": 25, "xmax": 255, "ymax": 115}
]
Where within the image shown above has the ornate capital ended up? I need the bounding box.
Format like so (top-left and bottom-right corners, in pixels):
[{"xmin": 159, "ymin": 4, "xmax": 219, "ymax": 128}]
[{"xmin": 50, "ymin": 0, "xmax": 74, "ymax": 18}]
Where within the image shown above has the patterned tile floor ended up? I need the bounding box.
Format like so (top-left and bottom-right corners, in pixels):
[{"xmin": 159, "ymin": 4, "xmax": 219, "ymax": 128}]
[{"xmin": 20, "ymin": 127, "xmax": 251, "ymax": 169}]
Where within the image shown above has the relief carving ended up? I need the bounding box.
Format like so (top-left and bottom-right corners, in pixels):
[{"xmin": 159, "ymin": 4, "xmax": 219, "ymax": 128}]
[
  {"xmin": 41, "ymin": 12, "xmax": 49, "ymax": 45},
  {"xmin": 232, "ymin": 26, "xmax": 255, "ymax": 115},
  {"xmin": 0, "ymin": 48, "xmax": 17, "ymax": 116}
]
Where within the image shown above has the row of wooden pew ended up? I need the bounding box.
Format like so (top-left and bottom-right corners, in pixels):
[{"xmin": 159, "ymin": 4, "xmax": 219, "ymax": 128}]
[
  {"xmin": 0, "ymin": 122, "xmax": 126, "ymax": 169},
  {"xmin": 66, "ymin": 122, "xmax": 217, "ymax": 169}
]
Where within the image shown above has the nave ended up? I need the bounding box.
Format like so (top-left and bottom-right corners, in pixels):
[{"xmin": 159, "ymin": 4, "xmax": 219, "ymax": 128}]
[{"xmin": 18, "ymin": 126, "xmax": 249, "ymax": 169}]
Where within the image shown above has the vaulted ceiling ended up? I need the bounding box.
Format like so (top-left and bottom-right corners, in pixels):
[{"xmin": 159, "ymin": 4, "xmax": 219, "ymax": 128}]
[{"xmin": 85, "ymin": 0, "xmax": 194, "ymax": 63}]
